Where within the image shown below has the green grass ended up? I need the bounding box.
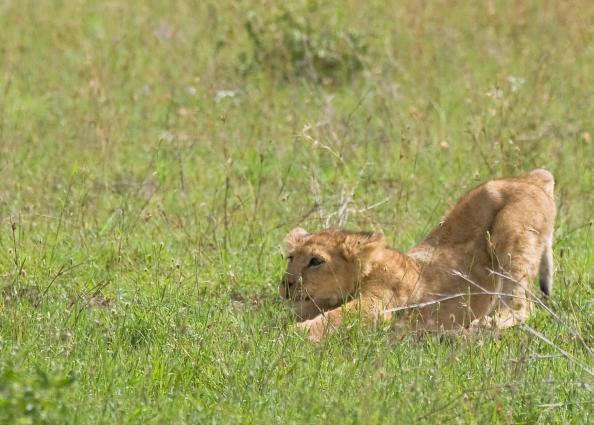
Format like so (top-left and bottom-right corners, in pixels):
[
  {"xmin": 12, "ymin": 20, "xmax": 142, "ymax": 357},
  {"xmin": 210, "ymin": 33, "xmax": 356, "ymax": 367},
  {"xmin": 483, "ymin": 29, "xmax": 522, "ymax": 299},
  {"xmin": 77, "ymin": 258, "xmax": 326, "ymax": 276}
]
[{"xmin": 0, "ymin": 0, "xmax": 593, "ymax": 423}]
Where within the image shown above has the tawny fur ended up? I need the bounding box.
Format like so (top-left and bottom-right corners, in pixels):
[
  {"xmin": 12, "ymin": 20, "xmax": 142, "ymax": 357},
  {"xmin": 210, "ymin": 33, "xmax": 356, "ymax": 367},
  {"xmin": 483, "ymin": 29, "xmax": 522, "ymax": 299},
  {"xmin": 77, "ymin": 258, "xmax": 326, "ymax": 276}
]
[{"xmin": 281, "ymin": 169, "xmax": 556, "ymax": 342}]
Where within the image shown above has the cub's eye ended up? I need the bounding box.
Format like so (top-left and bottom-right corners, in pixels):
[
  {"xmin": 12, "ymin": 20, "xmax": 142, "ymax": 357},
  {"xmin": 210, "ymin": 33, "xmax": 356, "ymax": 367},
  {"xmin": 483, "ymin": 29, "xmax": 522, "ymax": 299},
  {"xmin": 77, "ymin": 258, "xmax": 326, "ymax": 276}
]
[
  {"xmin": 307, "ymin": 257, "xmax": 324, "ymax": 268},
  {"xmin": 286, "ymin": 256, "xmax": 293, "ymax": 262}
]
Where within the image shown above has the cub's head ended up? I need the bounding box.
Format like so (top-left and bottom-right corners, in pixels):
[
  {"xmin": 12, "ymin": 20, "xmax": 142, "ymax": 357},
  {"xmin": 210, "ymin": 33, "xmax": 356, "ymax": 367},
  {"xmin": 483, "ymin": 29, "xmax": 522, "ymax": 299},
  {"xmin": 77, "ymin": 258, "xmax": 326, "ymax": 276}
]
[{"xmin": 280, "ymin": 227, "xmax": 385, "ymax": 320}]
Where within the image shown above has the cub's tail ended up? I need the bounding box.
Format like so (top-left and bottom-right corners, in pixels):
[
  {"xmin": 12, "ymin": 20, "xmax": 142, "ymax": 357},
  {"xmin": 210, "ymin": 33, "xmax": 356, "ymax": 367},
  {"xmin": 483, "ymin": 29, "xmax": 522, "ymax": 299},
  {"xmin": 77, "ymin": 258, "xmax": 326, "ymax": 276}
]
[{"xmin": 539, "ymin": 235, "xmax": 554, "ymax": 297}]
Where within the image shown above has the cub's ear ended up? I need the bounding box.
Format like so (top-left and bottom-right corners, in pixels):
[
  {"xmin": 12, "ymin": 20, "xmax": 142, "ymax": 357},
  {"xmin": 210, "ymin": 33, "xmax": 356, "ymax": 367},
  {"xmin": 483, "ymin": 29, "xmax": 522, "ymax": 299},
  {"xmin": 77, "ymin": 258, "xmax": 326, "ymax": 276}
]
[
  {"xmin": 341, "ymin": 231, "xmax": 385, "ymax": 262},
  {"xmin": 284, "ymin": 227, "xmax": 309, "ymax": 255}
]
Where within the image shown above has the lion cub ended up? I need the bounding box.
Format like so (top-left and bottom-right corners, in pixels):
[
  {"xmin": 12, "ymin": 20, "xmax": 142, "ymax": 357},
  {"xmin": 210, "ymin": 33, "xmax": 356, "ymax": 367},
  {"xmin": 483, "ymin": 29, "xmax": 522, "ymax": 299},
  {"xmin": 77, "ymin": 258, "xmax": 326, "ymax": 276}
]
[{"xmin": 281, "ymin": 169, "xmax": 556, "ymax": 342}]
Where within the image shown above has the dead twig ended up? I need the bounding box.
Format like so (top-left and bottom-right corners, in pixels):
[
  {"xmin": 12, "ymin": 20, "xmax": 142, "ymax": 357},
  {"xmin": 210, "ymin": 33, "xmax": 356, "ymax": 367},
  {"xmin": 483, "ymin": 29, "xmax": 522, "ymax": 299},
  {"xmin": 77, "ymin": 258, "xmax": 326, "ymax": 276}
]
[
  {"xmin": 383, "ymin": 291, "xmax": 532, "ymax": 314},
  {"xmin": 521, "ymin": 324, "xmax": 594, "ymax": 379}
]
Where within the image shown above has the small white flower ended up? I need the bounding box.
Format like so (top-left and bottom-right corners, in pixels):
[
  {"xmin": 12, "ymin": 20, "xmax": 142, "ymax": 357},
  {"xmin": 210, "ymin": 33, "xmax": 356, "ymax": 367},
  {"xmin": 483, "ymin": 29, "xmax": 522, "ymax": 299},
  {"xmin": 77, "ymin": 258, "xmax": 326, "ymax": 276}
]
[
  {"xmin": 159, "ymin": 130, "xmax": 174, "ymax": 143},
  {"xmin": 507, "ymin": 75, "xmax": 525, "ymax": 92},
  {"xmin": 215, "ymin": 90, "xmax": 236, "ymax": 102}
]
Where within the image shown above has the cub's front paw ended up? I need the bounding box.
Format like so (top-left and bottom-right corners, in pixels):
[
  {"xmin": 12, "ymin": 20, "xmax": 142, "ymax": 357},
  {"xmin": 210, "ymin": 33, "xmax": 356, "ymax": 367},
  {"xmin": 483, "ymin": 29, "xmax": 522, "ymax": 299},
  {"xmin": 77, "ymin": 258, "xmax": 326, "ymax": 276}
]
[{"xmin": 296, "ymin": 315, "xmax": 328, "ymax": 343}]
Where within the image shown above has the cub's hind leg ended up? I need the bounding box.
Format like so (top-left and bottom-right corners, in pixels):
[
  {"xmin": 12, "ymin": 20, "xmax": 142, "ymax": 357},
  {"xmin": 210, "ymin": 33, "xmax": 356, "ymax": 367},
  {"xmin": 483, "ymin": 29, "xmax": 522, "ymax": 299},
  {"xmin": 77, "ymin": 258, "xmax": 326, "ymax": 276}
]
[{"xmin": 487, "ymin": 202, "xmax": 553, "ymax": 328}]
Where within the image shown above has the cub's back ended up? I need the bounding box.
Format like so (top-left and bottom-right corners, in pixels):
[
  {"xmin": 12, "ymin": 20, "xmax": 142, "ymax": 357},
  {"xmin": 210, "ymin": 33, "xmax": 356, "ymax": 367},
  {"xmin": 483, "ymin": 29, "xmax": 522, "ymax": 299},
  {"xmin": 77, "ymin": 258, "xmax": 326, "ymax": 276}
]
[{"xmin": 409, "ymin": 169, "xmax": 555, "ymax": 264}]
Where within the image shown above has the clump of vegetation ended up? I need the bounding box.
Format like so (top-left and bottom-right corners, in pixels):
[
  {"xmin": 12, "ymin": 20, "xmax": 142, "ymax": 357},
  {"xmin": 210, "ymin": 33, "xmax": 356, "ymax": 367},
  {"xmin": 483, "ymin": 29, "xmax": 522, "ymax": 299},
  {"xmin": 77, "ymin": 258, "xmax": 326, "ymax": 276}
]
[
  {"xmin": 241, "ymin": 1, "xmax": 368, "ymax": 84},
  {"xmin": 0, "ymin": 368, "xmax": 74, "ymax": 424}
]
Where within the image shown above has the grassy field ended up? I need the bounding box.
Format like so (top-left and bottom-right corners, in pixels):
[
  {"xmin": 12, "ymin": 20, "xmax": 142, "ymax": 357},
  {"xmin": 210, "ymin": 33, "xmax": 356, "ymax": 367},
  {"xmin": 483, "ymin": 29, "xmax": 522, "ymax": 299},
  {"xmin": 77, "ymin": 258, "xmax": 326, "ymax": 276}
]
[{"xmin": 0, "ymin": 0, "xmax": 593, "ymax": 423}]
